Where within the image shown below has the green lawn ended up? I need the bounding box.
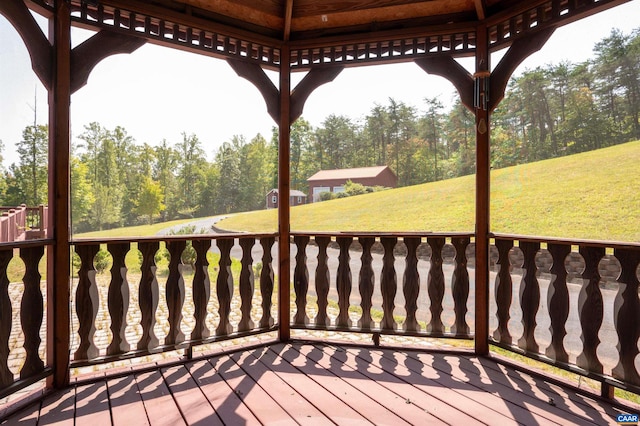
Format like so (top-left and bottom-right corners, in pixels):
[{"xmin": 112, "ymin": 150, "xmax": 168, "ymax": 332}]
[
  {"xmin": 218, "ymin": 141, "xmax": 640, "ymax": 241},
  {"xmin": 73, "ymin": 217, "xmax": 201, "ymax": 239},
  {"xmin": 71, "ymin": 141, "xmax": 640, "ymax": 242}
]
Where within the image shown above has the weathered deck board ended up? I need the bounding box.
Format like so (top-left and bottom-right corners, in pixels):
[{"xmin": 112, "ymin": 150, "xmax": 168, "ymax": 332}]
[
  {"xmin": 161, "ymin": 365, "xmax": 222, "ymax": 426},
  {"xmin": 293, "ymin": 344, "xmax": 446, "ymax": 425},
  {"xmin": 135, "ymin": 370, "xmax": 186, "ymax": 426},
  {"xmin": 74, "ymin": 382, "xmax": 111, "ymax": 426},
  {"xmin": 1, "ymin": 343, "xmax": 630, "ymax": 425},
  {"xmin": 229, "ymin": 347, "xmax": 333, "ymax": 424},
  {"xmin": 187, "ymin": 358, "xmax": 260, "ymax": 424},
  {"xmin": 107, "ymin": 375, "xmax": 149, "ymax": 426},
  {"xmin": 451, "ymin": 354, "xmax": 620, "ymax": 424}
]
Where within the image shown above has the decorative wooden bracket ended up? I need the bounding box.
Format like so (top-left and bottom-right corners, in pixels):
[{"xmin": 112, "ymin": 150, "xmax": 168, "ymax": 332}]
[
  {"xmin": 415, "ymin": 57, "xmax": 474, "ymax": 111},
  {"xmin": 229, "ymin": 58, "xmax": 343, "ymax": 124},
  {"xmin": 489, "ymin": 27, "xmax": 555, "ymax": 111},
  {"xmin": 290, "ymin": 67, "xmax": 343, "ymax": 124},
  {"xmin": 227, "ymin": 59, "xmax": 280, "ymax": 122},
  {"xmin": 71, "ymin": 31, "xmax": 146, "ymax": 94},
  {"xmin": 0, "ymin": 0, "xmax": 52, "ymax": 89}
]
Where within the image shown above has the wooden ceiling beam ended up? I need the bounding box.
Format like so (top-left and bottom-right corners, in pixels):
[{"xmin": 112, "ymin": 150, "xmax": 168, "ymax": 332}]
[
  {"xmin": 415, "ymin": 57, "xmax": 474, "ymax": 111},
  {"xmin": 283, "ymin": 0, "xmax": 294, "ymax": 41},
  {"xmin": 489, "ymin": 26, "xmax": 555, "ymax": 111},
  {"xmin": 71, "ymin": 31, "xmax": 146, "ymax": 94},
  {"xmin": 227, "ymin": 59, "xmax": 280, "ymax": 122},
  {"xmin": 474, "ymin": 0, "xmax": 485, "ymax": 21},
  {"xmin": 0, "ymin": 0, "xmax": 52, "ymax": 89},
  {"xmin": 290, "ymin": 67, "xmax": 343, "ymax": 123}
]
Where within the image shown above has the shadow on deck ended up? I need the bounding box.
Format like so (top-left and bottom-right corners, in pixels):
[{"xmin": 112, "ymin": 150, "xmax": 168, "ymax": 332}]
[{"xmin": 1, "ymin": 342, "xmax": 632, "ymax": 425}]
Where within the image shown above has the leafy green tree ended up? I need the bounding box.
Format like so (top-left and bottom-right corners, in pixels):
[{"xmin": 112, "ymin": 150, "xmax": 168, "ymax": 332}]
[
  {"xmin": 12, "ymin": 124, "xmax": 48, "ymax": 206},
  {"xmin": 136, "ymin": 177, "xmax": 165, "ymax": 224},
  {"xmin": 176, "ymin": 132, "xmax": 206, "ymax": 215},
  {"xmin": 154, "ymin": 139, "xmax": 179, "ymax": 220},
  {"xmin": 214, "ymin": 137, "xmax": 242, "ymax": 213},
  {"xmin": 70, "ymin": 157, "xmax": 95, "ymax": 232},
  {"xmin": 239, "ymin": 134, "xmax": 274, "ymax": 210}
]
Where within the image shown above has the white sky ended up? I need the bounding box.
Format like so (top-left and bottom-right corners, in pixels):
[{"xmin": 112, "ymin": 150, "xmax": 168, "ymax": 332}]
[{"xmin": 1, "ymin": 1, "xmax": 639, "ymax": 167}]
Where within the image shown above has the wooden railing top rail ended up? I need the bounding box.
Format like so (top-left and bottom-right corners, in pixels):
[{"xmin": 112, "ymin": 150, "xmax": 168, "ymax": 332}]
[
  {"xmin": 0, "ymin": 239, "xmax": 54, "ymax": 249},
  {"xmin": 71, "ymin": 232, "xmax": 278, "ymax": 245},
  {"xmin": 491, "ymin": 232, "xmax": 640, "ymax": 250},
  {"xmin": 290, "ymin": 231, "xmax": 475, "ymax": 238}
]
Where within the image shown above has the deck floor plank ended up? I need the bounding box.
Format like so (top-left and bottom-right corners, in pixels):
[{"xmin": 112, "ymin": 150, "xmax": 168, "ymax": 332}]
[
  {"xmin": 135, "ymin": 370, "xmax": 186, "ymax": 426},
  {"xmin": 275, "ymin": 343, "xmax": 413, "ymax": 425},
  {"xmin": 229, "ymin": 346, "xmax": 334, "ymax": 424},
  {"xmin": 107, "ymin": 375, "xmax": 150, "ymax": 426},
  {"xmin": 214, "ymin": 353, "xmax": 297, "ymax": 425},
  {"xmin": 467, "ymin": 355, "xmax": 622, "ymax": 423},
  {"xmin": 263, "ymin": 344, "xmax": 374, "ymax": 425},
  {"xmin": 342, "ymin": 346, "xmax": 524, "ymax": 425},
  {"xmin": 320, "ymin": 344, "xmax": 488, "ymax": 426},
  {"xmin": 74, "ymin": 382, "xmax": 111, "ymax": 426},
  {"xmin": 406, "ymin": 351, "xmax": 562, "ymax": 425},
  {"xmin": 161, "ymin": 365, "xmax": 223, "ymax": 426},
  {"xmin": 36, "ymin": 387, "xmax": 75, "ymax": 426},
  {"xmin": 412, "ymin": 351, "xmax": 618, "ymax": 426},
  {"xmin": 0, "ymin": 343, "xmax": 633, "ymax": 426},
  {"xmin": 295, "ymin": 343, "xmax": 451, "ymax": 425},
  {"xmin": 1, "ymin": 404, "xmax": 40, "ymax": 426},
  {"xmin": 187, "ymin": 358, "xmax": 260, "ymax": 425}
]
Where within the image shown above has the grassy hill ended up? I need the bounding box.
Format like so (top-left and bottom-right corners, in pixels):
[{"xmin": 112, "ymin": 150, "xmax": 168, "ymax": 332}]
[{"xmin": 218, "ymin": 141, "xmax": 640, "ymax": 241}]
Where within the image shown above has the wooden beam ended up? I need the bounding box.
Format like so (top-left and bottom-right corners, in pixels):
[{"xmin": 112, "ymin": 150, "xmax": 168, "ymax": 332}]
[
  {"xmin": 474, "ymin": 24, "xmax": 490, "ymax": 357},
  {"xmin": 278, "ymin": 44, "xmax": 292, "ymax": 342},
  {"xmin": 227, "ymin": 59, "xmax": 280, "ymax": 122},
  {"xmin": 47, "ymin": 0, "xmax": 71, "ymax": 389},
  {"xmin": 489, "ymin": 27, "xmax": 555, "ymax": 111},
  {"xmin": 0, "ymin": 0, "xmax": 52, "ymax": 89},
  {"xmin": 474, "ymin": 0, "xmax": 486, "ymax": 20},
  {"xmin": 71, "ymin": 30, "xmax": 146, "ymax": 94},
  {"xmin": 414, "ymin": 57, "xmax": 474, "ymax": 112},
  {"xmin": 290, "ymin": 67, "xmax": 343, "ymax": 124},
  {"xmin": 283, "ymin": 0, "xmax": 294, "ymax": 41}
]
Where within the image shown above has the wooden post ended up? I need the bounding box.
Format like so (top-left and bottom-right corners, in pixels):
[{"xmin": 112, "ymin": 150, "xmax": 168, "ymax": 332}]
[
  {"xmin": 474, "ymin": 24, "xmax": 490, "ymax": 356},
  {"xmin": 278, "ymin": 44, "xmax": 291, "ymax": 341},
  {"xmin": 47, "ymin": 0, "xmax": 71, "ymax": 388}
]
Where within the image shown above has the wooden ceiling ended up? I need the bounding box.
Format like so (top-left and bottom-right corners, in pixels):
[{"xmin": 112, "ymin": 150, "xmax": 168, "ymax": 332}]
[
  {"xmin": 141, "ymin": 0, "xmax": 513, "ymax": 41},
  {"xmin": 53, "ymin": 0, "xmax": 630, "ymax": 72}
]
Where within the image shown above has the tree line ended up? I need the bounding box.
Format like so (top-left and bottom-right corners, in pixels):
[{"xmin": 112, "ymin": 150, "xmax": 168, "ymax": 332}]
[{"xmin": 0, "ymin": 27, "xmax": 638, "ymax": 232}]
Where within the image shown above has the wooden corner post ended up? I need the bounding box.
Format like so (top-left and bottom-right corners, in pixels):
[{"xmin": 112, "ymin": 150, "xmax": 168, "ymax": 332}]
[
  {"xmin": 47, "ymin": 0, "xmax": 72, "ymax": 388},
  {"xmin": 278, "ymin": 44, "xmax": 292, "ymax": 341},
  {"xmin": 474, "ymin": 24, "xmax": 491, "ymax": 356}
]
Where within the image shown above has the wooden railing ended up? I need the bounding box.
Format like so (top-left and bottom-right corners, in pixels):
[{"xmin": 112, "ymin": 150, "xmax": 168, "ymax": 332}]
[
  {"xmin": 0, "ymin": 239, "xmax": 52, "ymax": 400},
  {"xmin": 489, "ymin": 233, "xmax": 640, "ymax": 396},
  {"xmin": 0, "ymin": 205, "xmax": 48, "ymax": 243},
  {"xmin": 2, "ymin": 230, "xmax": 640, "ymax": 403},
  {"xmin": 70, "ymin": 234, "xmax": 278, "ymax": 366},
  {"xmin": 290, "ymin": 232, "xmax": 476, "ymax": 340}
]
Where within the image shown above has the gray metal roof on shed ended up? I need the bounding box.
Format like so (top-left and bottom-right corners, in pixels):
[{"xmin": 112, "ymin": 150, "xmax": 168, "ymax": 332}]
[
  {"xmin": 268, "ymin": 189, "xmax": 307, "ymax": 197},
  {"xmin": 307, "ymin": 166, "xmax": 394, "ymax": 182}
]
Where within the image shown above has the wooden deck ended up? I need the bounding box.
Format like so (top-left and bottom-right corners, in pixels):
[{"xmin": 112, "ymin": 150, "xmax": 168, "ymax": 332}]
[{"xmin": 1, "ymin": 342, "xmax": 630, "ymax": 425}]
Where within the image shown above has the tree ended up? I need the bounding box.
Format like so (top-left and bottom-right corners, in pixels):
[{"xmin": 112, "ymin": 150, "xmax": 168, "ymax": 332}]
[
  {"xmin": 214, "ymin": 137, "xmax": 242, "ymax": 213},
  {"xmin": 594, "ymin": 28, "xmax": 640, "ymax": 141},
  {"xmin": 13, "ymin": 124, "xmax": 48, "ymax": 206},
  {"xmin": 136, "ymin": 177, "xmax": 165, "ymax": 224},
  {"xmin": 176, "ymin": 132, "xmax": 206, "ymax": 214},
  {"xmin": 154, "ymin": 139, "xmax": 178, "ymax": 220},
  {"xmin": 70, "ymin": 157, "xmax": 95, "ymax": 232}
]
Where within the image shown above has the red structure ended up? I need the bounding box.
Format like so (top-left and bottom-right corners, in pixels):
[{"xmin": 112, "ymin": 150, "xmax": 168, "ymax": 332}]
[{"xmin": 307, "ymin": 166, "xmax": 397, "ymax": 202}]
